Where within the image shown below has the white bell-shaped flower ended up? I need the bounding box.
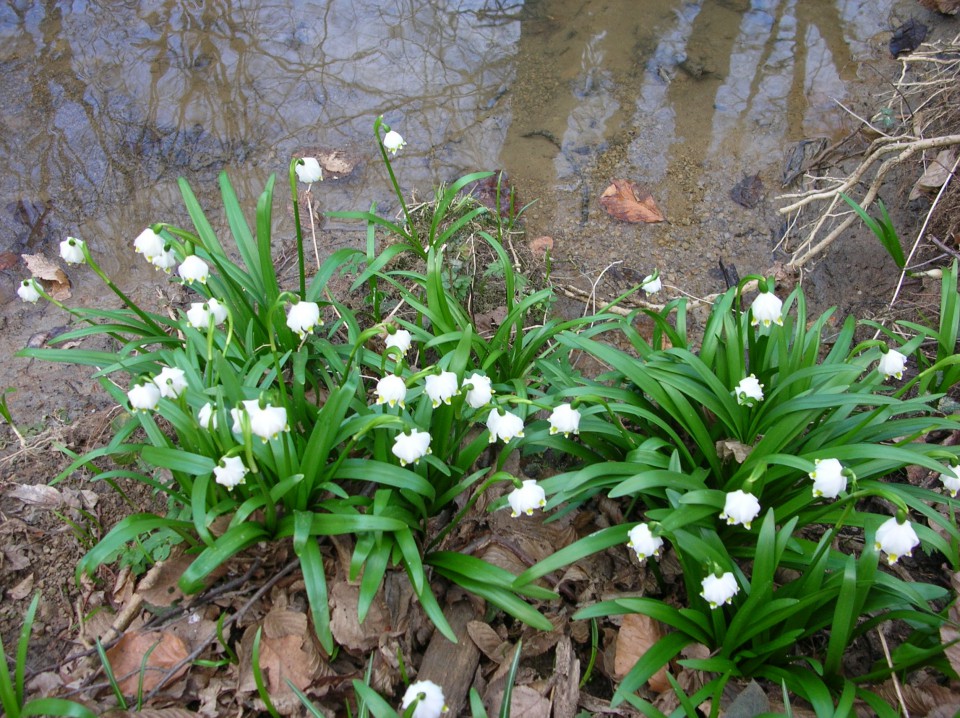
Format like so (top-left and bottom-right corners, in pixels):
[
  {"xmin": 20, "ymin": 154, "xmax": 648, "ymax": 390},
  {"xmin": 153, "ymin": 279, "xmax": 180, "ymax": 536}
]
[
  {"xmin": 400, "ymin": 680, "xmax": 448, "ymax": 718},
  {"xmin": 940, "ymin": 465, "xmax": 960, "ymax": 498},
  {"xmin": 487, "ymin": 409, "xmax": 525, "ymax": 443},
  {"xmin": 424, "ymin": 371, "xmax": 458, "ymax": 407},
  {"xmin": 507, "ymin": 480, "xmax": 546, "ymax": 517},
  {"xmin": 127, "ymin": 383, "xmax": 161, "ymax": 412},
  {"xmin": 750, "ymin": 291, "xmax": 783, "ymax": 328},
  {"xmin": 462, "ymin": 373, "xmax": 493, "ymax": 409},
  {"xmin": 640, "ymin": 272, "xmax": 661, "ymax": 295},
  {"xmin": 548, "ymin": 403, "xmax": 581, "ymax": 436},
  {"xmin": 17, "ymin": 279, "xmax": 41, "ymax": 303},
  {"xmin": 719, "ymin": 489, "xmax": 761, "ymax": 529},
  {"xmin": 385, "ymin": 328, "xmax": 412, "ymax": 355},
  {"xmin": 60, "ymin": 237, "xmax": 86, "ymax": 265},
  {"xmin": 382, "ymin": 130, "xmax": 406, "ymax": 155},
  {"xmin": 186, "ymin": 299, "xmax": 227, "ymax": 330},
  {"xmin": 627, "ymin": 523, "xmax": 663, "ymax": 561},
  {"xmin": 875, "ymin": 516, "xmax": 919, "ymax": 565},
  {"xmin": 734, "ymin": 374, "xmax": 764, "ymax": 406},
  {"xmin": 231, "ymin": 399, "xmax": 288, "ymax": 441},
  {"xmin": 878, "ymin": 349, "xmax": 907, "ymax": 380},
  {"xmin": 153, "ymin": 367, "xmax": 188, "ymax": 399},
  {"xmin": 134, "ymin": 228, "xmax": 165, "ymax": 260},
  {"xmin": 197, "ymin": 402, "xmax": 218, "ymax": 430},
  {"xmin": 207, "ymin": 298, "xmax": 228, "ymax": 325},
  {"xmin": 375, "ymin": 374, "xmax": 407, "ymax": 408},
  {"xmin": 151, "ymin": 248, "xmax": 177, "ymax": 273},
  {"xmin": 214, "ymin": 456, "xmax": 248, "ymax": 489},
  {"xmin": 392, "ymin": 429, "xmax": 432, "ymax": 466},
  {"xmin": 700, "ymin": 572, "xmax": 739, "ymax": 609},
  {"xmin": 286, "ymin": 301, "xmax": 321, "ymax": 338},
  {"xmin": 809, "ymin": 458, "xmax": 847, "ymax": 499},
  {"xmin": 295, "ymin": 157, "xmax": 323, "ymax": 184},
  {"xmin": 177, "ymin": 255, "xmax": 210, "ymax": 284}
]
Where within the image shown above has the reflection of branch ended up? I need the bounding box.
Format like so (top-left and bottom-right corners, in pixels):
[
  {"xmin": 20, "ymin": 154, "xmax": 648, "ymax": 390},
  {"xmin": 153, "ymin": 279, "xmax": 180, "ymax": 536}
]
[{"xmin": 783, "ymin": 134, "xmax": 960, "ymax": 268}]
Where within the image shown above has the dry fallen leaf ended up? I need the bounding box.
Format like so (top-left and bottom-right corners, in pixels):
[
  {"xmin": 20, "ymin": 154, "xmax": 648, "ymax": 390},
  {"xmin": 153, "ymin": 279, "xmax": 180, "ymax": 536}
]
[
  {"xmin": 599, "ymin": 180, "xmax": 665, "ymax": 224},
  {"xmin": 716, "ymin": 439, "xmax": 753, "ymax": 464},
  {"xmin": 8, "ymin": 573, "xmax": 34, "ymax": 600},
  {"xmin": 614, "ymin": 613, "xmax": 671, "ymax": 693},
  {"xmin": 8, "ymin": 483, "xmax": 64, "ymax": 509},
  {"xmin": 911, "ymin": 149, "xmax": 957, "ymax": 199},
  {"xmin": 105, "ymin": 630, "xmax": 190, "ymax": 695},
  {"xmin": 21, "ymin": 253, "xmax": 71, "ymax": 300},
  {"xmin": 529, "ymin": 236, "xmax": 554, "ymax": 256},
  {"xmin": 941, "ymin": 571, "xmax": 960, "ymax": 677}
]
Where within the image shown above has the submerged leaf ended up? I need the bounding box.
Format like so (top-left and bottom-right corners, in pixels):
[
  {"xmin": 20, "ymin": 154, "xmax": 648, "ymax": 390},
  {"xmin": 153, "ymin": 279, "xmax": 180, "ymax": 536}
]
[{"xmin": 599, "ymin": 180, "xmax": 665, "ymax": 223}]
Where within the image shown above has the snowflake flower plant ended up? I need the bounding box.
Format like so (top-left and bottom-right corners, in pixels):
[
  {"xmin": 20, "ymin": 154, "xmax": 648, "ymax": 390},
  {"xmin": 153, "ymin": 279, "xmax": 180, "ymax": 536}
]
[
  {"xmin": 878, "ymin": 348, "xmax": 907, "ymax": 380},
  {"xmin": 424, "ymin": 371, "xmax": 458, "ymax": 407},
  {"xmin": 60, "ymin": 237, "xmax": 86, "ymax": 265},
  {"xmin": 507, "ymin": 479, "xmax": 546, "ymax": 517},
  {"xmin": 392, "ymin": 429, "xmax": 432, "ymax": 466},
  {"xmin": 719, "ymin": 489, "xmax": 761, "ymax": 529},
  {"xmin": 401, "ymin": 680, "xmax": 448, "ymax": 718},
  {"xmin": 548, "ymin": 403, "xmax": 581, "ymax": 437},
  {"xmin": 375, "ymin": 374, "xmax": 407, "ymax": 408},
  {"xmin": 700, "ymin": 571, "xmax": 739, "ymax": 609},
  {"xmin": 627, "ymin": 523, "xmax": 663, "ymax": 561},
  {"xmin": 487, "ymin": 408, "xmax": 524, "ymax": 443},
  {"xmin": 875, "ymin": 516, "xmax": 920, "ymax": 565}
]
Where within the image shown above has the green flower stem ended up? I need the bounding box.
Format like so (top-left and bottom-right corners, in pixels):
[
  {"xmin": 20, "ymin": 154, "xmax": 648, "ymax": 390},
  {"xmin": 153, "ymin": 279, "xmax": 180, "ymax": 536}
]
[
  {"xmin": 81, "ymin": 243, "xmax": 168, "ymax": 337},
  {"xmin": 344, "ymin": 324, "xmax": 390, "ymax": 377},
  {"xmin": 800, "ymin": 487, "xmax": 909, "ymax": 527},
  {"xmin": 288, "ymin": 158, "xmax": 307, "ymax": 297},
  {"xmin": 253, "ymin": 466, "xmax": 277, "ymax": 534},
  {"xmin": 265, "ymin": 296, "xmax": 296, "ymax": 409},
  {"xmin": 427, "ymin": 471, "xmax": 520, "ymax": 551},
  {"xmin": 374, "ymin": 116, "xmax": 422, "ymax": 256}
]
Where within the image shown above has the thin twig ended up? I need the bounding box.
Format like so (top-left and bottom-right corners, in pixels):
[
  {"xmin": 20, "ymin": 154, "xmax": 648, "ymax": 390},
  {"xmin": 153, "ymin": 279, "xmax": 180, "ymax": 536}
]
[{"xmin": 877, "ymin": 629, "xmax": 910, "ymax": 718}]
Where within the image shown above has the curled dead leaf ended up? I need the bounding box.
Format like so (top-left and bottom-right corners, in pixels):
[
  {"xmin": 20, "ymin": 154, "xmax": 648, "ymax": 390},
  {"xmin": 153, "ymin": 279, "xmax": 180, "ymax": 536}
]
[
  {"xmin": 614, "ymin": 613, "xmax": 671, "ymax": 693},
  {"xmin": 104, "ymin": 630, "xmax": 189, "ymax": 695},
  {"xmin": 599, "ymin": 180, "xmax": 665, "ymax": 224},
  {"xmin": 22, "ymin": 253, "xmax": 71, "ymax": 300}
]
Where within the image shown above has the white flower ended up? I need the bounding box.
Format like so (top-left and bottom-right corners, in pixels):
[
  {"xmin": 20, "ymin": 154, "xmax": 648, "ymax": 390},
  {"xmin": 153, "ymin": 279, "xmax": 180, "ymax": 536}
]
[
  {"xmin": 382, "ymin": 130, "xmax": 406, "ymax": 155},
  {"xmin": 127, "ymin": 383, "xmax": 161, "ymax": 412},
  {"xmin": 640, "ymin": 272, "xmax": 661, "ymax": 295},
  {"xmin": 719, "ymin": 489, "xmax": 761, "ymax": 529},
  {"xmin": 940, "ymin": 465, "xmax": 960, "ymax": 498},
  {"xmin": 150, "ymin": 249, "xmax": 177, "ymax": 273},
  {"xmin": 507, "ymin": 480, "xmax": 546, "ymax": 517},
  {"xmin": 487, "ymin": 409, "xmax": 525, "ymax": 443},
  {"xmin": 376, "ymin": 374, "xmax": 407, "ymax": 408},
  {"xmin": 734, "ymin": 374, "xmax": 764, "ymax": 406},
  {"xmin": 60, "ymin": 237, "xmax": 86, "ymax": 264},
  {"xmin": 214, "ymin": 456, "xmax": 248, "ymax": 489},
  {"xmin": 295, "ymin": 157, "xmax": 323, "ymax": 184},
  {"xmin": 153, "ymin": 367, "xmax": 188, "ymax": 399},
  {"xmin": 627, "ymin": 523, "xmax": 663, "ymax": 561},
  {"xmin": 548, "ymin": 403, "xmax": 581, "ymax": 437},
  {"xmin": 424, "ymin": 371, "xmax": 459, "ymax": 407},
  {"xmin": 385, "ymin": 328, "xmax": 412, "ymax": 355},
  {"xmin": 286, "ymin": 301, "xmax": 321, "ymax": 338},
  {"xmin": 177, "ymin": 255, "xmax": 209, "ymax": 284},
  {"xmin": 392, "ymin": 429, "xmax": 432, "ymax": 466},
  {"xmin": 401, "ymin": 680, "xmax": 448, "ymax": 718},
  {"xmin": 878, "ymin": 349, "xmax": 907, "ymax": 380},
  {"xmin": 197, "ymin": 402, "xmax": 218, "ymax": 430},
  {"xmin": 700, "ymin": 572, "xmax": 739, "ymax": 609},
  {"xmin": 17, "ymin": 279, "xmax": 41, "ymax": 303},
  {"xmin": 231, "ymin": 399, "xmax": 289, "ymax": 441},
  {"xmin": 462, "ymin": 373, "xmax": 493, "ymax": 408},
  {"xmin": 875, "ymin": 516, "xmax": 920, "ymax": 565},
  {"xmin": 134, "ymin": 228, "xmax": 165, "ymax": 260},
  {"xmin": 186, "ymin": 300, "xmax": 227, "ymax": 330},
  {"xmin": 750, "ymin": 291, "xmax": 783, "ymax": 328},
  {"xmin": 809, "ymin": 458, "xmax": 847, "ymax": 499}
]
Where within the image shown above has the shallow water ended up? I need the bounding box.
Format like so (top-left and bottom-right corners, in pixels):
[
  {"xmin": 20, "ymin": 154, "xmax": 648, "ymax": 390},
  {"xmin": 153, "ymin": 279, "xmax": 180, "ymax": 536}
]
[{"xmin": 0, "ymin": 0, "xmax": 894, "ymax": 301}]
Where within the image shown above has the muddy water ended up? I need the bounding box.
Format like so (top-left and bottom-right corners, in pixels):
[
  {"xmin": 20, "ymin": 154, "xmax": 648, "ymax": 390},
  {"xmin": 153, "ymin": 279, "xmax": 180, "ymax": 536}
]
[{"xmin": 0, "ymin": 0, "xmax": 899, "ymax": 418}]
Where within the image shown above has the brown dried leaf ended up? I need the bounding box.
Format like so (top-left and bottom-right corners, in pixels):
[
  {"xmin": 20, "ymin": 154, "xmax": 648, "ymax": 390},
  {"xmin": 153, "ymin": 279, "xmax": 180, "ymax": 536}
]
[
  {"xmin": 716, "ymin": 439, "xmax": 753, "ymax": 464},
  {"xmin": 614, "ymin": 613, "xmax": 671, "ymax": 693},
  {"xmin": 329, "ymin": 581, "xmax": 390, "ymax": 653},
  {"xmin": 137, "ymin": 556, "xmax": 193, "ymax": 607},
  {"xmin": 529, "ymin": 236, "xmax": 554, "ymax": 255},
  {"xmin": 104, "ymin": 630, "xmax": 189, "ymax": 695},
  {"xmin": 22, "ymin": 253, "xmax": 71, "ymax": 300},
  {"xmin": 467, "ymin": 621, "xmax": 512, "ymax": 663},
  {"xmin": 599, "ymin": 180, "xmax": 665, "ymax": 224},
  {"xmin": 941, "ymin": 571, "xmax": 960, "ymax": 676},
  {"xmin": 8, "ymin": 574, "xmax": 34, "ymax": 600},
  {"xmin": 7, "ymin": 483, "xmax": 63, "ymax": 508}
]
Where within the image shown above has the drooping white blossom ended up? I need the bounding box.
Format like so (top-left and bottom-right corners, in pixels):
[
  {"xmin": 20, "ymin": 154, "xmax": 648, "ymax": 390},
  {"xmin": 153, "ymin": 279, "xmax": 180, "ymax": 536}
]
[
  {"xmin": 424, "ymin": 371, "xmax": 458, "ymax": 407},
  {"xmin": 295, "ymin": 157, "xmax": 323, "ymax": 184},
  {"xmin": 940, "ymin": 465, "xmax": 960, "ymax": 498},
  {"xmin": 186, "ymin": 299, "xmax": 228, "ymax": 330},
  {"xmin": 392, "ymin": 429, "xmax": 432, "ymax": 466},
  {"xmin": 400, "ymin": 680, "xmax": 448, "ymax": 718},
  {"xmin": 385, "ymin": 328, "xmax": 412, "ymax": 355},
  {"xmin": 177, "ymin": 255, "xmax": 210, "ymax": 284},
  {"xmin": 214, "ymin": 456, "xmax": 248, "ymax": 489},
  {"xmin": 17, "ymin": 279, "xmax": 41, "ymax": 303},
  {"xmin": 878, "ymin": 349, "xmax": 907, "ymax": 381},
  {"xmin": 150, "ymin": 248, "xmax": 177, "ymax": 273},
  {"xmin": 197, "ymin": 402, "xmax": 218, "ymax": 430},
  {"xmin": 134, "ymin": 228, "xmax": 165, "ymax": 261},
  {"xmin": 719, "ymin": 489, "xmax": 761, "ymax": 529},
  {"xmin": 875, "ymin": 516, "xmax": 920, "ymax": 565},
  {"xmin": 487, "ymin": 409, "xmax": 524, "ymax": 443},
  {"xmin": 548, "ymin": 403, "xmax": 581, "ymax": 437},
  {"xmin": 59, "ymin": 237, "xmax": 86, "ymax": 265},
  {"xmin": 462, "ymin": 373, "xmax": 493, "ymax": 409},
  {"xmin": 750, "ymin": 291, "xmax": 783, "ymax": 328},
  {"xmin": 700, "ymin": 572, "xmax": 739, "ymax": 609},
  {"xmin": 507, "ymin": 480, "xmax": 546, "ymax": 517},
  {"xmin": 627, "ymin": 523, "xmax": 663, "ymax": 561},
  {"xmin": 734, "ymin": 374, "xmax": 764, "ymax": 406},
  {"xmin": 375, "ymin": 374, "xmax": 407, "ymax": 408},
  {"xmin": 809, "ymin": 458, "xmax": 847, "ymax": 499},
  {"xmin": 640, "ymin": 272, "xmax": 661, "ymax": 295},
  {"xmin": 382, "ymin": 130, "xmax": 406, "ymax": 155},
  {"xmin": 231, "ymin": 399, "xmax": 288, "ymax": 441},
  {"xmin": 127, "ymin": 383, "xmax": 161, "ymax": 412},
  {"xmin": 153, "ymin": 367, "xmax": 188, "ymax": 399},
  {"xmin": 286, "ymin": 301, "xmax": 321, "ymax": 338}
]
